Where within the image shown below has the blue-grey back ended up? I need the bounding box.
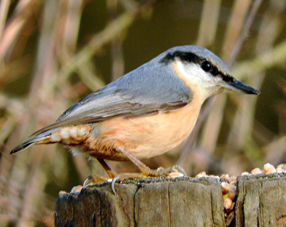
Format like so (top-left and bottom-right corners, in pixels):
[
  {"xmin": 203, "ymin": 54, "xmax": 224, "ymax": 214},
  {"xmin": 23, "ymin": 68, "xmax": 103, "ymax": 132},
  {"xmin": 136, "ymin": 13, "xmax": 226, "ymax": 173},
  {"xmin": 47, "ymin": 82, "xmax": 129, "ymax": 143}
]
[{"xmin": 57, "ymin": 56, "xmax": 193, "ymax": 123}]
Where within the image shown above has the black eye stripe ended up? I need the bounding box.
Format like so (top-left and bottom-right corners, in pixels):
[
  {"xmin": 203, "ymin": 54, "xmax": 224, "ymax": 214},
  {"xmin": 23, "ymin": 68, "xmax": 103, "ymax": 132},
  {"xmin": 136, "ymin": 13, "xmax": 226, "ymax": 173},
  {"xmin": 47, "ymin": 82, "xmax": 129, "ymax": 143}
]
[
  {"xmin": 211, "ymin": 66, "xmax": 218, "ymax": 76},
  {"xmin": 160, "ymin": 51, "xmax": 234, "ymax": 80},
  {"xmin": 222, "ymin": 75, "xmax": 234, "ymax": 82},
  {"xmin": 199, "ymin": 59, "xmax": 234, "ymax": 80},
  {"xmin": 160, "ymin": 51, "xmax": 200, "ymax": 64}
]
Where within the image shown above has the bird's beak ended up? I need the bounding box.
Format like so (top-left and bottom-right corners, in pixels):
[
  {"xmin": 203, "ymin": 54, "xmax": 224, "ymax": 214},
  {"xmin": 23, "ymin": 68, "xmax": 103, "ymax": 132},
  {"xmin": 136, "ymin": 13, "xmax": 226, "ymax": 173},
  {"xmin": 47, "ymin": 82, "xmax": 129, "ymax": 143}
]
[{"xmin": 222, "ymin": 78, "xmax": 260, "ymax": 95}]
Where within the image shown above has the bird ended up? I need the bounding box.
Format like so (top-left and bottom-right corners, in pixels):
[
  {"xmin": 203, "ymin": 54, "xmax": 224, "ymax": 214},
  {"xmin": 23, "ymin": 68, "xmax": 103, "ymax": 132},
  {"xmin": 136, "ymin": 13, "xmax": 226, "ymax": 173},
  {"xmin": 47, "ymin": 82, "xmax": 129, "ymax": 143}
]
[{"xmin": 10, "ymin": 45, "xmax": 260, "ymax": 180}]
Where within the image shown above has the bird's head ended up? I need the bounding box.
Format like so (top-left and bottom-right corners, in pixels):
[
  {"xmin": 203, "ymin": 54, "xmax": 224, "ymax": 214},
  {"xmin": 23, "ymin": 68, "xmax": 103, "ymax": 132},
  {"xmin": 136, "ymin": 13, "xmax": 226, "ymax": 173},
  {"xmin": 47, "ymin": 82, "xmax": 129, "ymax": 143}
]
[{"xmin": 160, "ymin": 45, "xmax": 260, "ymax": 101}]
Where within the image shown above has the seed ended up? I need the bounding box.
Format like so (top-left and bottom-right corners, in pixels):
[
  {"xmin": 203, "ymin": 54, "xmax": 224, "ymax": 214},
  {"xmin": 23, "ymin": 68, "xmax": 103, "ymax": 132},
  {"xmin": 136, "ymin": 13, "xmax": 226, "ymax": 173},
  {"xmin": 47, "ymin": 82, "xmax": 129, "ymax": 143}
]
[
  {"xmin": 168, "ymin": 172, "xmax": 184, "ymax": 178},
  {"xmin": 195, "ymin": 171, "xmax": 207, "ymax": 178},
  {"xmin": 251, "ymin": 168, "xmax": 262, "ymax": 175},
  {"xmin": 263, "ymin": 163, "xmax": 276, "ymax": 174},
  {"xmin": 224, "ymin": 197, "xmax": 233, "ymax": 211},
  {"xmin": 221, "ymin": 182, "xmax": 231, "ymax": 194},
  {"xmin": 228, "ymin": 187, "xmax": 237, "ymax": 201}
]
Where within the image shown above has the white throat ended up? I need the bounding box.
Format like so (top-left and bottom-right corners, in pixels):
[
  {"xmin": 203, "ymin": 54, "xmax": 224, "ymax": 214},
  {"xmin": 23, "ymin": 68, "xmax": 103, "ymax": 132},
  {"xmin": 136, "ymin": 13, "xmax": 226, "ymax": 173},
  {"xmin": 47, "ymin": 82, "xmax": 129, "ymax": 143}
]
[{"xmin": 175, "ymin": 60, "xmax": 223, "ymax": 100}]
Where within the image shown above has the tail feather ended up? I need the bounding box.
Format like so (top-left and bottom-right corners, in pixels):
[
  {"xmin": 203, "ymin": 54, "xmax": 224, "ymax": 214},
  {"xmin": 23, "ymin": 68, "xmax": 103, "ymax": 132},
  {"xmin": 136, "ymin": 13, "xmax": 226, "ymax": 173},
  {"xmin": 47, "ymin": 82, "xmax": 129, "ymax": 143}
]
[
  {"xmin": 10, "ymin": 129, "xmax": 57, "ymax": 154},
  {"xmin": 10, "ymin": 139, "xmax": 36, "ymax": 154}
]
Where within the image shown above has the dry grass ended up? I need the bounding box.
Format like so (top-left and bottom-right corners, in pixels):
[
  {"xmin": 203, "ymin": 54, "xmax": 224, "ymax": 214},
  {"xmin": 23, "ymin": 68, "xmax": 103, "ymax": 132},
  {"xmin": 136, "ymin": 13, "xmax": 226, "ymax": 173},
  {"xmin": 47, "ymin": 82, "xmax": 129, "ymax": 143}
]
[{"xmin": 0, "ymin": 0, "xmax": 285, "ymax": 226}]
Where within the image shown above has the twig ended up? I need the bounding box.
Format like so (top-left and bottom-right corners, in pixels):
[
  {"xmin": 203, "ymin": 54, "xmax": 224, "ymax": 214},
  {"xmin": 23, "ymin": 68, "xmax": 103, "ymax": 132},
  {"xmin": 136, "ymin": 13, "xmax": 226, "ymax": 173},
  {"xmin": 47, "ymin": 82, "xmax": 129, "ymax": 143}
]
[
  {"xmin": 227, "ymin": 0, "xmax": 262, "ymax": 67},
  {"xmin": 57, "ymin": 3, "xmax": 139, "ymax": 84},
  {"xmin": 177, "ymin": 97, "xmax": 215, "ymax": 165},
  {"xmin": 232, "ymin": 39, "xmax": 286, "ymax": 79},
  {"xmin": 0, "ymin": 0, "xmax": 10, "ymax": 46}
]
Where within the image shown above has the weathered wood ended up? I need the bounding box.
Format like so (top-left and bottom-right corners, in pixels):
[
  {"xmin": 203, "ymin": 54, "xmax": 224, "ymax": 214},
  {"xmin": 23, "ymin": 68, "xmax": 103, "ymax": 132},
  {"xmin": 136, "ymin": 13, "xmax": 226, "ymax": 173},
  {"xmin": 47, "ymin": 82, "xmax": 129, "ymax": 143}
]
[
  {"xmin": 55, "ymin": 173, "xmax": 286, "ymax": 227},
  {"xmin": 55, "ymin": 177, "xmax": 225, "ymax": 227},
  {"xmin": 235, "ymin": 173, "xmax": 286, "ymax": 227}
]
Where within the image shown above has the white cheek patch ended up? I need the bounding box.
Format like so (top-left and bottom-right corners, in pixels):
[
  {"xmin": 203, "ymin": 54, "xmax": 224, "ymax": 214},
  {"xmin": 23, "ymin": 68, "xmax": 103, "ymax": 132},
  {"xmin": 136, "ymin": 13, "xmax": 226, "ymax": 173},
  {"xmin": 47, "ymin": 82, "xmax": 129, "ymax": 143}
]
[
  {"xmin": 176, "ymin": 61, "xmax": 202, "ymax": 81},
  {"xmin": 175, "ymin": 60, "xmax": 223, "ymax": 99},
  {"xmin": 176, "ymin": 60, "xmax": 221, "ymax": 87}
]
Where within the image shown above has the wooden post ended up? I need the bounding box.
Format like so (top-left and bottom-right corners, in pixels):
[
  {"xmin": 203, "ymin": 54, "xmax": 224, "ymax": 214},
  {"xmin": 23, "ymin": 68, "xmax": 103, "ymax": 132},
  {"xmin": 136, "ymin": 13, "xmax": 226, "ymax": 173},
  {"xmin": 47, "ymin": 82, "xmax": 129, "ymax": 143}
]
[
  {"xmin": 235, "ymin": 173, "xmax": 286, "ymax": 226},
  {"xmin": 55, "ymin": 173, "xmax": 286, "ymax": 227}
]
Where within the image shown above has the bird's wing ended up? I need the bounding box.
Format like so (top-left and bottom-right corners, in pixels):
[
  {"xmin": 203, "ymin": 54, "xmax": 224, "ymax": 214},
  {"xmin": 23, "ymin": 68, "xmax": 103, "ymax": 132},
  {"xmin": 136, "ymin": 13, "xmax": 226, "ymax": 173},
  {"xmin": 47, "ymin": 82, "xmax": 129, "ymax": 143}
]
[{"xmin": 32, "ymin": 60, "xmax": 193, "ymax": 135}]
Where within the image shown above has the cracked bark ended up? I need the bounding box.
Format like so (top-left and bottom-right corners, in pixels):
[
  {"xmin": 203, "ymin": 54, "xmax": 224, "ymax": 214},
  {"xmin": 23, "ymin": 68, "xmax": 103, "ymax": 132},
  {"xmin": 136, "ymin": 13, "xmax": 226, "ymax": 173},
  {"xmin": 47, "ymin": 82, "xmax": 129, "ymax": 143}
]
[{"xmin": 55, "ymin": 173, "xmax": 286, "ymax": 227}]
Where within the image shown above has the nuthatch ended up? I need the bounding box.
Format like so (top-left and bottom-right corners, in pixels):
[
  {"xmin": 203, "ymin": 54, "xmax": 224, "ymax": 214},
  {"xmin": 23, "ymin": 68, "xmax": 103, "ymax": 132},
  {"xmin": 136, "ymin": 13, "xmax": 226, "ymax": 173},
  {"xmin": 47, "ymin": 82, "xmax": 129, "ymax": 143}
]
[{"xmin": 11, "ymin": 45, "xmax": 260, "ymax": 178}]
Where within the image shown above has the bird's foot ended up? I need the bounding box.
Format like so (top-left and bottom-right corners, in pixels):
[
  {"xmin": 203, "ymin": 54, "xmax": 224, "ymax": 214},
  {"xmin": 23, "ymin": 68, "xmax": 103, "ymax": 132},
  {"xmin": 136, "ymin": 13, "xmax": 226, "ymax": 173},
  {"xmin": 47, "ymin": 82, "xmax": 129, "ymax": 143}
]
[
  {"xmin": 111, "ymin": 172, "xmax": 148, "ymax": 194},
  {"xmin": 80, "ymin": 173, "xmax": 145, "ymax": 194},
  {"xmin": 83, "ymin": 174, "xmax": 111, "ymax": 187},
  {"xmin": 79, "ymin": 164, "xmax": 187, "ymax": 194},
  {"xmin": 68, "ymin": 175, "xmax": 111, "ymax": 194},
  {"xmin": 111, "ymin": 165, "xmax": 187, "ymax": 194}
]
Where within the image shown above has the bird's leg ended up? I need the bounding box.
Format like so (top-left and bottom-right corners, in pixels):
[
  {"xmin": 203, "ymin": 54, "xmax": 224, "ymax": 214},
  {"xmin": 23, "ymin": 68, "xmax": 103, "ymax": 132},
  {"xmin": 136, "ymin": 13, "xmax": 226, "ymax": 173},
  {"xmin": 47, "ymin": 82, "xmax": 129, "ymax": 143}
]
[
  {"xmin": 83, "ymin": 159, "xmax": 116, "ymax": 187},
  {"xmin": 84, "ymin": 148, "xmax": 186, "ymax": 194},
  {"xmin": 109, "ymin": 147, "xmax": 186, "ymax": 193},
  {"xmin": 119, "ymin": 147, "xmax": 186, "ymax": 177},
  {"xmin": 97, "ymin": 158, "xmax": 117, "ymax": 178},
  {"xmin": 119, "ymin": 147, "xmax": 158, "ymax": 176}
]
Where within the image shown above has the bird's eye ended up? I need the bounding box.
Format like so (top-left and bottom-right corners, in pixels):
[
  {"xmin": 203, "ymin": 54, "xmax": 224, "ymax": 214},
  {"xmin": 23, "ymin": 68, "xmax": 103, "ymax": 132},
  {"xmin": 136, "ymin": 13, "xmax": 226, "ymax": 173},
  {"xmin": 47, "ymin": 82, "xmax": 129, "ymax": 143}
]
[{"xmin": 201, "ymin": 61, "xmax": 212, "ymax": 72}]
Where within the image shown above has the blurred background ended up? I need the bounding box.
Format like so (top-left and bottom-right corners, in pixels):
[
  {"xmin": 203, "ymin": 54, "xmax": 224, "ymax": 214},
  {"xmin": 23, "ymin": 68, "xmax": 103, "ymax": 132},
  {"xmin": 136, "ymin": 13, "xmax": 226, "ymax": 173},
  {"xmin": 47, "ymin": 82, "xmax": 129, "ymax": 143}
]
[{"xmin": 0, "ymin": 0, "xmax": 285, "ymax": 226}]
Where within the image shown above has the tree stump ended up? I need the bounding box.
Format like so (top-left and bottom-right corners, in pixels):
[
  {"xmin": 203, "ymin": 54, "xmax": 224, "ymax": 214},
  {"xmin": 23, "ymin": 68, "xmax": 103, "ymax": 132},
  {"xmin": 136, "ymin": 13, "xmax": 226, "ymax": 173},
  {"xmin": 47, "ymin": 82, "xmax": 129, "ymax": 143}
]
[{"xmin": 55, "ymin": 173, "xmax": 286, "ymax": 227}]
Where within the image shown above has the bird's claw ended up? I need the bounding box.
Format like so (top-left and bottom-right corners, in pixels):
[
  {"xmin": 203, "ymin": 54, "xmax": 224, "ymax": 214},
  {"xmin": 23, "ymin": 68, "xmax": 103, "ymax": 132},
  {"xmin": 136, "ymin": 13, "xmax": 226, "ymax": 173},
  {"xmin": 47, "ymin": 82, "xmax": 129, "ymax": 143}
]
[
  {"xmin": 111, "ymin": 165, "xmax": 187, "ymax": 194},
  {"xmin": 81, "ymin": 165, "xmax": 187, "ymax": 194},
  {"xmin": 111, "ymin": 173, "xmax": 147, "ymax": 194},
  {"xmin": 83, "ymin": 174, "xmax": 110, "ymax": 187}
]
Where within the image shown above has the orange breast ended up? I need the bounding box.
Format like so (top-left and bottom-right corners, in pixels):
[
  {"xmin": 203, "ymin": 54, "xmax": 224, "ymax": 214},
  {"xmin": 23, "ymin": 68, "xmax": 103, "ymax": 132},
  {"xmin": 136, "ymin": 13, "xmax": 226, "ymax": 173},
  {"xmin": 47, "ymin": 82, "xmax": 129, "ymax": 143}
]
[{"xmin": 82, "ymin": 93, "xmax": 203, "ymax": 160}]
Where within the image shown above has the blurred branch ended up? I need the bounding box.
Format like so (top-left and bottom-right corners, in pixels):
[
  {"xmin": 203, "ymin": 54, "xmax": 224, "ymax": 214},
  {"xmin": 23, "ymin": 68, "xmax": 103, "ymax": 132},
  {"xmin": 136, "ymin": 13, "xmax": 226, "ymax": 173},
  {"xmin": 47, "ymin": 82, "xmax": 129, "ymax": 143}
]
[
  {"xmin": 222, "ymin": 0, "xmax": 252, "ymax": 61},
  {"xmin": 177, "ymin": 97, "xmax": 215, "ymax": 166},
  {"xmin": 227, "ymin": 0, "xmax": 262, "ymax": 67},
  {"xmin": 196, "ymin": 0, "xmax": 221, "ymax": 47},
  {"xmin": 76, "ymin": 62, "xmax": 106, "ymax": 91},
  {"xmin": 200, "ymin": 95, "xmax": 227, "ymax": 153},
  {"xmin": 255, "ymin": 0, "xmax": 285, "ymax": 54},
  {"xmin": 0, "ymin": 0, "xmax": 10, "ymax": 45},
  {"xmin": 0, "ymin": 0, "xmax": 42, "ymax": 62},
  {"xmin": 232, "ymin": 39, "xmax": 286, "ymax": 79},
  {"xmin": 0, "ymin": 94, "xmax": 26, "ymax": 117},
  {"xmin": 108, "ymin": 0, "xmax": 125, "ymax": 80},
  {"xmin": 264, "ymin": 136, "xmax": 286, "ymax": 164},
  {"xmin": 0, "ymin": 117, "xmax": 16, "ymax": 146},
  {"xmin": 226, "ymin": 75, "xmax": 264, "ymax": 154},
  {"xmin": 0, "ymin": 56, "xmax": 32, "ymax": 89},
  {"xmin": 58, "ymin": 0, "xmax": 105, "ymax": 91},
  {"xmin": 61, "ymin": 0, "xmax": 84, "ymax": 54},
  {"xmin": 58, "ymin": 1, "xmax": 156, "ymax": 84}
]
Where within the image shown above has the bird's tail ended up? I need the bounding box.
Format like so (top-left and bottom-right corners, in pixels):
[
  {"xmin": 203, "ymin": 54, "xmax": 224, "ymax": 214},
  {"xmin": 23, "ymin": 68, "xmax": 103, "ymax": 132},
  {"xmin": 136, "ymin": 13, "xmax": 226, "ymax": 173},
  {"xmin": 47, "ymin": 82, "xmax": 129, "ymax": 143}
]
[
  {"xmin": 10, "ymin": 129, "xmax": 58, "ymax": 154},
  {"xmin": 10, "ymin": 125, "xmax": 91, "ymax": 154}
]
